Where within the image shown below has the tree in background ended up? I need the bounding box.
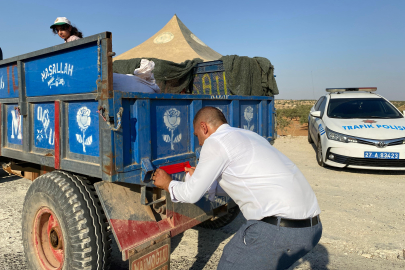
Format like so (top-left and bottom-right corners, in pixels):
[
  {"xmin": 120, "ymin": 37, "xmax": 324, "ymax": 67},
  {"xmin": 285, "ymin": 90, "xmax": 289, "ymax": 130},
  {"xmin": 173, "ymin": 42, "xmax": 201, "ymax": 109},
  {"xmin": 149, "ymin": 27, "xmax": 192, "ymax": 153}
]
[{"xmin": 277, "ymin": 104, "xmax": 313, "ymax": 127}]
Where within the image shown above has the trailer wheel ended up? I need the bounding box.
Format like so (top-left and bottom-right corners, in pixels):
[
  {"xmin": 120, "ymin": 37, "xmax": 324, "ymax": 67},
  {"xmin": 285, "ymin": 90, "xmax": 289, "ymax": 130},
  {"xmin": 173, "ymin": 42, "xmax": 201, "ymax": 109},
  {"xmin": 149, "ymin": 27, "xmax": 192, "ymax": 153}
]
[
  {"xmin": 198, "ymin": 206, "xmax": 240, "ymax": 229},
  {"xmin": 22, "ymin": 171, "xmax": 111, "ymax": 270}
]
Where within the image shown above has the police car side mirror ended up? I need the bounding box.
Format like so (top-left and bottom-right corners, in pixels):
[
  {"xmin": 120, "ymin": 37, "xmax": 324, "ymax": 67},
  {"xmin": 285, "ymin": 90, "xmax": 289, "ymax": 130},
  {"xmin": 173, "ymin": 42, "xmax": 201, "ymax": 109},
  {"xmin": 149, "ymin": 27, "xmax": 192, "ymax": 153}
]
[{"xmin": 310, "ymin": 111, "xmax": 321, "ymax": 118}]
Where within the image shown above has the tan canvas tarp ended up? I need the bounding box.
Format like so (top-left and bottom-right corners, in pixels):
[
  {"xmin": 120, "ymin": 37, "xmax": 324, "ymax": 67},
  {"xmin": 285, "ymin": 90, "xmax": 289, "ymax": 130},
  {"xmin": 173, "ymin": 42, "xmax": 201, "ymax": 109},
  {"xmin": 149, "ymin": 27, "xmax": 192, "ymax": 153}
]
[{"xmin": 114, "ymin": 15, "xmax": 222, "ymax": 63}]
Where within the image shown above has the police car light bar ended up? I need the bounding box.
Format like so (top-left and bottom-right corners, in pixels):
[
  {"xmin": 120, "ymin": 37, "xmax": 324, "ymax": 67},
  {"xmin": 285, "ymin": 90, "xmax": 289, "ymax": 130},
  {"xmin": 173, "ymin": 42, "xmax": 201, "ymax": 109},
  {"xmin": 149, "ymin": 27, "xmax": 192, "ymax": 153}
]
[{"xmin": 326, "ymin": 87, "xmax": 377, "ymax": 93}]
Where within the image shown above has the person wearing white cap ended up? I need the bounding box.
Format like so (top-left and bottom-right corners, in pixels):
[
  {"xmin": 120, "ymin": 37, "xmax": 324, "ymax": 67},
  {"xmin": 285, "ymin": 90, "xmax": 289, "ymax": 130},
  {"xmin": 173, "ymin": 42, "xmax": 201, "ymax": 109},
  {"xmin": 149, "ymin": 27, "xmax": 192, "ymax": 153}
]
[{"xmin": 50, "ymin": 17, "xmax": 83, "ymax": 43}]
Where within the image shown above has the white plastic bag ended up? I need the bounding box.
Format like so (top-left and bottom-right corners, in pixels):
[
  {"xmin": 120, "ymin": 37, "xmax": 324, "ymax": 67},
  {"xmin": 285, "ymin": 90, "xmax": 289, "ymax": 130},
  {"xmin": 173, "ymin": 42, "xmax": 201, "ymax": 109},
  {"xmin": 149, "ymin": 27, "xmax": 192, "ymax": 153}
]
[{"xmin": 134, "ymin": 59, "xmax": 156, "ymax": 84}]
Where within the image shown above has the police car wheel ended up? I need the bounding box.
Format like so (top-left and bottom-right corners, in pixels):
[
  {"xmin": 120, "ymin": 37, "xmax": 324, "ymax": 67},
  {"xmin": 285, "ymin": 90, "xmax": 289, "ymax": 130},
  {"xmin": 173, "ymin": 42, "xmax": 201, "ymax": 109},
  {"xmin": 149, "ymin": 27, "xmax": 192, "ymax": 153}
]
[
  {"xmin": 316, "ymin": 138, "xmax": 325, "ymax": 167},
  {"xmin": 308, "ymin": 128, "xmax": 313, "ymax": 143},
  {"xmin": 22, "ymin": 171, "xmax": 112, "ymax": 270}
]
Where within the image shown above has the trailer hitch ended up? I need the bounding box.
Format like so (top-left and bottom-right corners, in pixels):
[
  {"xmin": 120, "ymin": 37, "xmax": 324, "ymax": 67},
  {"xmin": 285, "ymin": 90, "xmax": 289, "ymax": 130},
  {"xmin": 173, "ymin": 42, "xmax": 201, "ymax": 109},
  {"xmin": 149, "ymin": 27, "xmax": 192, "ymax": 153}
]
[
  {"xmin": 140, "ymin": 159, "xmax": 168, "ymax": 206},
  {"xmin": 140, "ymin": 186, "xmax": 166, "ymax": 206},
  {"xmin": 2, "ymin": 163, "xmax": 23, "ymax": 177}
]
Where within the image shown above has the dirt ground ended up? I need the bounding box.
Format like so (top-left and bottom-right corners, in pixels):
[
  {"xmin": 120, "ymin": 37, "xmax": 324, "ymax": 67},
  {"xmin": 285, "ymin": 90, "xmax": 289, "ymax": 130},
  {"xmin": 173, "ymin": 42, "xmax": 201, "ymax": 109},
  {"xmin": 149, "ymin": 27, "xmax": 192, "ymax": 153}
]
[
  {"xmin": 277, "ymin": 120, "xmax": 308, "ymax": 136},
  {"xmin": 1, "ymin": 137, "xmax": 405, "ymax": 269}
]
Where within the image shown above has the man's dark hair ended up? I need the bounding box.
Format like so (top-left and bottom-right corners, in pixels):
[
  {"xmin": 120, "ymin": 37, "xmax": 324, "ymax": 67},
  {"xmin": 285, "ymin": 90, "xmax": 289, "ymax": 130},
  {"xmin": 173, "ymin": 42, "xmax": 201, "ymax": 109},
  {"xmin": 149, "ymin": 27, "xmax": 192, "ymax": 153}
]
[
  {"xmin": 0, "ymin": 47, "xmax": 3, "ymax": 60},
  {"xmin": 52, "ymin": 24, "xmax": 83, "ymax": 38},
  {"xmin": 193, "ymin": 106, "xmax": 227, "ymax": 127}
]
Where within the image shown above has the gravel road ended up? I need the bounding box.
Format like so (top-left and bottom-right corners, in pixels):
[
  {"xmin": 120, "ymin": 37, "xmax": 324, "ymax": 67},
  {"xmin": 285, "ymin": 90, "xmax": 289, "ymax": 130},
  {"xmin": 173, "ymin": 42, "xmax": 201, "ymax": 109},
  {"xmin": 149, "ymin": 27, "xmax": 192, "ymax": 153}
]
[{"xmin": 1, "ymin": 136, "xmax": 405, "ymax": 269}]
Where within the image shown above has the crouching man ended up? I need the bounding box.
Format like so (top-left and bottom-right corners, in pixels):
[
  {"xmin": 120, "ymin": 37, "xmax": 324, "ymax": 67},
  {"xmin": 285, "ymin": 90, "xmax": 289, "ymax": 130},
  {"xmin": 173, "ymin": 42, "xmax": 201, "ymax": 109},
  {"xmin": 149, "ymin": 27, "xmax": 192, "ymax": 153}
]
[{"xmin": 153, "ymin": 106, "xmax": 322, "ymax": 270}]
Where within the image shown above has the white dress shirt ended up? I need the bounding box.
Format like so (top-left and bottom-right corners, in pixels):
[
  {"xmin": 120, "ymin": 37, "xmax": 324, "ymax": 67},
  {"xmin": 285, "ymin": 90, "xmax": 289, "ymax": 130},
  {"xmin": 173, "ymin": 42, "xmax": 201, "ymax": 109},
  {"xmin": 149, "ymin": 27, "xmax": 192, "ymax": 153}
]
[{"xmin": 169, "ymin": 124, "xmax": 321, "ymax": 220}]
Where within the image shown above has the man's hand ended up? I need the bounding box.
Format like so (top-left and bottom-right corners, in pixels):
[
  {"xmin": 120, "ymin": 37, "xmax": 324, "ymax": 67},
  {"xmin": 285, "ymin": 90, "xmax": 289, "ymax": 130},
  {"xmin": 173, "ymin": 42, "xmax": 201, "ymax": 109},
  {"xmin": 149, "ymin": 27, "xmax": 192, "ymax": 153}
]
[
  {"xmin": 152, "ymin": 168, "xmax": 172, "ymax": 192},
  {"xmin": 184, "ymin": 166, "xmax": 196, "ymax": 176}
]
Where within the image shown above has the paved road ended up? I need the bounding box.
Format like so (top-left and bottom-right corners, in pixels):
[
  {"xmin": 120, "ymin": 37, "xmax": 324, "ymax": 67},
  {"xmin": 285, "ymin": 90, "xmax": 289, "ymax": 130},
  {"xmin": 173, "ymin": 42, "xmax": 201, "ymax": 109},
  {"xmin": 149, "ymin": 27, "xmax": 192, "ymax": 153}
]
[{"xmin": 1, "ymin": 136, "xmax": 405, "ymax": 269}]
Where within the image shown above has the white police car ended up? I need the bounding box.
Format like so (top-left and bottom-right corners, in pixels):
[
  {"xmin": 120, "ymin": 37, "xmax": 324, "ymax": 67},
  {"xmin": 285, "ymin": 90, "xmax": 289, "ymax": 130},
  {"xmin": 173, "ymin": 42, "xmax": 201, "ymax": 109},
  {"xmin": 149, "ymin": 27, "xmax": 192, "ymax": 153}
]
[{"xmin": 308, "ymin": 88, "xmax": 405, "ymax": 170}]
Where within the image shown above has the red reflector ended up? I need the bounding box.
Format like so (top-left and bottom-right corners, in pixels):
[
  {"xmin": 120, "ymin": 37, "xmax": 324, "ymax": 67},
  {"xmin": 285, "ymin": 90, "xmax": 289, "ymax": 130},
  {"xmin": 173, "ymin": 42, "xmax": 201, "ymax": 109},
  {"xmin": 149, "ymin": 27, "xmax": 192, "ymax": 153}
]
[{"xmin": 159, "ymin": 162, "xmax": 191, "ymax": 174}]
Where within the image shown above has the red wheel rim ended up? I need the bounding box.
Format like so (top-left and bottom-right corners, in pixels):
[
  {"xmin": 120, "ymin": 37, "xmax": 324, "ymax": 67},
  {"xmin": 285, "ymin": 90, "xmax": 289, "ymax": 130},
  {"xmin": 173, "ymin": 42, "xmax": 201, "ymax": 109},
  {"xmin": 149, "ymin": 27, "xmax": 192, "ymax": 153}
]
[{"xmin": 34, "ymin": 207, "xmax": 64, "ymax": 270}]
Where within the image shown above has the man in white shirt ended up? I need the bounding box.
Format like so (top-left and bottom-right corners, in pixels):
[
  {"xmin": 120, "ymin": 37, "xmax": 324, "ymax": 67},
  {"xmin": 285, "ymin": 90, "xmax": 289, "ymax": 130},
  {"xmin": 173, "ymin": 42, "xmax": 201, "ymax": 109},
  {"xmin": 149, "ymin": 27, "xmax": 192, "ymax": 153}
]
[{"xmin": 153, "ymin": 106, "xmax": 322, "ymax": 270}]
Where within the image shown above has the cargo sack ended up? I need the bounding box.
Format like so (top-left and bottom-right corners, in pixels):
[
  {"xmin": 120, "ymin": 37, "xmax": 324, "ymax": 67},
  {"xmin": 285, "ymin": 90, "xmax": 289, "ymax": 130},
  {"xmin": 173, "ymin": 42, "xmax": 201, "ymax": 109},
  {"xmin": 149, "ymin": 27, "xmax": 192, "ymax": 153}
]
[{"xmin": 113, "ymin": 58, "xmax": 203, "ymax": 94}]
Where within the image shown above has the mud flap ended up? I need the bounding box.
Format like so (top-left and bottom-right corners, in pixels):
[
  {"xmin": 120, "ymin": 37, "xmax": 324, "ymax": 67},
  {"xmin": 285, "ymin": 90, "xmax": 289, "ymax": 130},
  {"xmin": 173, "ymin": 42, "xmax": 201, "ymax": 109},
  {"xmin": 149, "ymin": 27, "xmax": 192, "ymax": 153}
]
[
  {"xmin": 94, "ymin": 180, "xmax": 217, "ymax": 261},
  {"xmin": 94, "ymin": 181, "xmax": 173, "ymax": 260},
  {"xmin": 129, "ymin": 237, "xmax": 171, "ymax": 270}
]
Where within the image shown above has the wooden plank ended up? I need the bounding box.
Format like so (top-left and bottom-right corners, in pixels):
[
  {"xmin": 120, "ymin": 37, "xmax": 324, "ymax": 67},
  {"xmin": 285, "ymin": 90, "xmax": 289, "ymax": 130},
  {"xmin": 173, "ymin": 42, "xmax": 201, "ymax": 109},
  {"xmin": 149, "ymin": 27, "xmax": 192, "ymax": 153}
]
[{"xmin": 24, "ymin": 171, "xmax": 40, "ymax": 181}]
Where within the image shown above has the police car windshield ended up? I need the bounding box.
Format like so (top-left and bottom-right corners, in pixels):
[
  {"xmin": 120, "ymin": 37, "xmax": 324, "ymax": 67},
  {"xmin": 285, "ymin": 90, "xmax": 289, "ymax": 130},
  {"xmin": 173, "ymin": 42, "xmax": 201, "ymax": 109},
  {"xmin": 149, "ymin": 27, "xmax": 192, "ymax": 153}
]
[{"xmin": 327, "ymin": 98, "xmax": 403, "ymax": 119}]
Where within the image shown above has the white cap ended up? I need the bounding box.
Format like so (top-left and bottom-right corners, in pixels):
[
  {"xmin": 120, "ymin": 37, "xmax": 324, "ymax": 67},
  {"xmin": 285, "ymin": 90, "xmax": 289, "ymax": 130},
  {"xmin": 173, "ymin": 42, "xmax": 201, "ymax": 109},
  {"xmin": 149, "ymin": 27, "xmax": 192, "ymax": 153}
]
[{"xmin": 50, "ymin": 17, "xmax": 71, "ymax": 28}]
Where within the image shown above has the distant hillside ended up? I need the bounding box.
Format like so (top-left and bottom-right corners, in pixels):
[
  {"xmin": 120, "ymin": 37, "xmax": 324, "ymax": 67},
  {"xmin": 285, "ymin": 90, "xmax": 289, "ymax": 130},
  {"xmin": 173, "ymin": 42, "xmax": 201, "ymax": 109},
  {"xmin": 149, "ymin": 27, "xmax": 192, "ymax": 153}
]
[
  {"xmin": 275, "ymin": 100, "xmax": 316, "ymax": 110},
  {"xmin": 276, "ymin": 99, "xmax": 405, "ymax": 110}
]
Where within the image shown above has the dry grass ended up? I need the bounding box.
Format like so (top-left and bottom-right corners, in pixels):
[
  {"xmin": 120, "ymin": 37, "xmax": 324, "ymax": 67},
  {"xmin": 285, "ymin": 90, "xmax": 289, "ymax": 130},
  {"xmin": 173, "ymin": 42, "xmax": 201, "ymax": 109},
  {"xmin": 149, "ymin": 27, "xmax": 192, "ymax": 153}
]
[{"xmin": 275, "ymin": 100, "xmax": 316, "ymax": 110}]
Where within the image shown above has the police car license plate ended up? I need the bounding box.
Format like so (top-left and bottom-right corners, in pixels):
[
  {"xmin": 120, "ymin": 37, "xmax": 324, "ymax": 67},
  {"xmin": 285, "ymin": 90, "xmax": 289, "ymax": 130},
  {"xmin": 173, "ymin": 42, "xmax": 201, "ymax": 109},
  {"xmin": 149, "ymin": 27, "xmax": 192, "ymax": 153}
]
[{"xmin": 364, "ymin": 152, "xmax": 399, "ymax": 159}]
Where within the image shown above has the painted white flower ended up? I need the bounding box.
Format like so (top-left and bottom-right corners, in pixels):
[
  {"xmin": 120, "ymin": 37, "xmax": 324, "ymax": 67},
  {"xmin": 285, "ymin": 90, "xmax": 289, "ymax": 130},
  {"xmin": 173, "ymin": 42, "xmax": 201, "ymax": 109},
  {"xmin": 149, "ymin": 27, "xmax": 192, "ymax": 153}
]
[
  {"xmin": 164, "ymin": 108, "xmax": 181, "ymax": 131},
  {"xmin": 243, "ymin": 106, "xmax": 255, "ymax": 131},
  {"xmin": 163, "ymin": 108, "xmax": 182, "ymax": 150},
  {"xmin": 76, "ymin": 106, "xmax": 93, "ymax": 153},
  {"xmin": 77, "ymin": 107, "xmax": 91, "ymax": 132},
  {"xmin": 244, "ymin": 106, "xmax": 254, "ymax": 122},
  {"xmin": 42, "ymin": 109, "xmax": 50, "ymax": 137}
]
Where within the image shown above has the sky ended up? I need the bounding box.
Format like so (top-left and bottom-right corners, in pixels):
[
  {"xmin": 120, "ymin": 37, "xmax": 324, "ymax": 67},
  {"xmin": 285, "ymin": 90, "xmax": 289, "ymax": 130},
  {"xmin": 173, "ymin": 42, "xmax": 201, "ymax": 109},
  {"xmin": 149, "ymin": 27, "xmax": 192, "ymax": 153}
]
[{"xmin": 1, "ymin": 0, "xmax": 404, "ymax": 100}]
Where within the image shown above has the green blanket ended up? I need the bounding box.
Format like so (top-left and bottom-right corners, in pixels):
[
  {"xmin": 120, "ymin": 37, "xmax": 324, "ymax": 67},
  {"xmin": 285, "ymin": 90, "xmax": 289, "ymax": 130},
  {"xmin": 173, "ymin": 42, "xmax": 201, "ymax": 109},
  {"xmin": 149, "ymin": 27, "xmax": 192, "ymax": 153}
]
[
  {"xmin": 113, "ymin": 58, "xmax": 203, "ymax": 94},
  {"xmin": 220, "ymin": 55, "xmax": 279, "ymax": 96}
]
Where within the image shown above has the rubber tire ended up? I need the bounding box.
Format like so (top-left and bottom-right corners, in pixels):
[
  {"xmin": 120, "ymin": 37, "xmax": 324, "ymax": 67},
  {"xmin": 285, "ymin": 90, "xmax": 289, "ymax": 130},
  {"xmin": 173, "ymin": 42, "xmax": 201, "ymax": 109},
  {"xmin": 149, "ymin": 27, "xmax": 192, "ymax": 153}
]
[
  {"xmin": 308, "ymin": 127, "xmax": 313, "ymax": 143},
  {"xmin": 316, "ymin": 137, "xmax": 325, "ymax": 167},
  {"xmin": 198, "ymin": 206, "xmax": 240, "ymax": 229},
  {"xmin": 22, "ymin": 171, "xmax": 111, "ymax": 269}
]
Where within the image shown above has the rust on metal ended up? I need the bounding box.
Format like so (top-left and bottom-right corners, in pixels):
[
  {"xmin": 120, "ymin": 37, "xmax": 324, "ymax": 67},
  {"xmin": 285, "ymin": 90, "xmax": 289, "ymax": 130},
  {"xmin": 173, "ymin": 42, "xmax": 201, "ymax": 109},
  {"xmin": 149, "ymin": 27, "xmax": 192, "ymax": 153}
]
[
  {"xmin": 11, "ymin": 64, "xmax": 18, "ymax": 93},
  {"xmin": 124, "ymin": 233, "xmax": 170, "ymax": 261},
  {"xmin": 102, "ymin": 152, "xmax": 115, "ymax": 176},
  {"xmin": 129, "ymin": 238, "xmax": 170, "ymax": 270},
  {"xmin": 34, "ymin": 207, "xmax": 65, "ymax": 269}
]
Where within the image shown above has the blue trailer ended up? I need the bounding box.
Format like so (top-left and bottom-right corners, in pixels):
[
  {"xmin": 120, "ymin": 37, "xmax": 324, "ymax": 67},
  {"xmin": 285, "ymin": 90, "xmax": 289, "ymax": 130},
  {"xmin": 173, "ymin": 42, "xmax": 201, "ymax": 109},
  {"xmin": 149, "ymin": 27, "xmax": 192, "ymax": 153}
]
[{"xmin": 0, "ymin": 32, "xmax": 276, "ymax": 270}]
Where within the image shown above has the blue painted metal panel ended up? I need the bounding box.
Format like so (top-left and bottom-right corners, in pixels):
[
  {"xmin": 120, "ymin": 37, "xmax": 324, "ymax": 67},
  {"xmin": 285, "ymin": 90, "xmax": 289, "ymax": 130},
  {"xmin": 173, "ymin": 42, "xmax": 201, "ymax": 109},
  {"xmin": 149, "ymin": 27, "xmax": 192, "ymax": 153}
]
[
  {"xmin": 190, "ymin": 100, "xmax": 202, "ymax": 153},
  {"xmin": 121, "ymin": 99, "xmax": 152, "ymax": 170},
  {"xmin": 201, "ymin": 100, "xmax": 231, "ymax": 123},
  {"xmin": 150, "ymin": 100, "xmax": 190, "ymax": 160},
  {"xmin": 229, "ymin": 100, "xmax": 240, "ymax": 128},
  {"xmin": 268, "ymin": 99, "xmax": 275, "ymax": 139},
  {"xmin": 240, "ymin": 101, "xmax": 259, "ymax": 133},
  {"xmin": 68, "ymin": 101, "xmax": 100, "ymax": 157},
  {"xmin": 7, "ymin": 104, "xmax": 23, "ymax": 145},
  {"xmin": 0, "ymin": 64, "xmax": 19, "ymax": 98},
  {"xmin": 122, "ymin": 99, "xmax": 134, "ymax": 168},
  {"xmin": 33, "ymin": 103, "xmax": 55, "ymax": 149},
  {"xmin": 25, "ymin": 43, "xmax": 100, "ymax": 97},
  {"xmin": 120, "ymin": 92, "xmax": 273, "ymax": 101},
  {"xmin": 258, "ymin": 100, "xmax": 268, "ymax": 137},
  {"xmin": 136, "ymin": 100, "xmax": 151, "ymax": 167}
]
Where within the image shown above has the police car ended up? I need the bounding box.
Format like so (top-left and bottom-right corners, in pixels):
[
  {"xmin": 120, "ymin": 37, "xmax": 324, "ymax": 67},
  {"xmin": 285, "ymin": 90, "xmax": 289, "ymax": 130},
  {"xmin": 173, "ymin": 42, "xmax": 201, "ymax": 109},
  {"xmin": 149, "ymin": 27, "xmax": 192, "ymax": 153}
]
[{"xmin": 308, "ymin": 88, "xmax": 405, "ymax": 170}]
